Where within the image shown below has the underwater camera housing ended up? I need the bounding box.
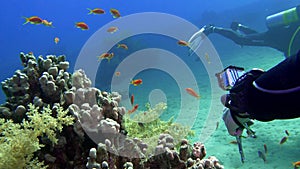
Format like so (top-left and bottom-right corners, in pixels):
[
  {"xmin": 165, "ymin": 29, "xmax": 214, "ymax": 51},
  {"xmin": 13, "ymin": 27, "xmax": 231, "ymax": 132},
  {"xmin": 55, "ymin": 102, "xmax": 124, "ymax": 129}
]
[{"xmin": 216, "ymin": 66, "xmax": 245, "ymax": 91}]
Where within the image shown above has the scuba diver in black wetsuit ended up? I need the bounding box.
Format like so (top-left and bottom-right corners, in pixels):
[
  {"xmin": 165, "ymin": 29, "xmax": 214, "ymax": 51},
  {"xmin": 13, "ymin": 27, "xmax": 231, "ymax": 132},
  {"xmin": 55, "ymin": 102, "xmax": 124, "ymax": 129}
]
[
  {"xmin": 189, "ymin": 5, "xmax": 300, "ymax": 57},
  {"xmin": 217, "ymin": 50, "xmax": 300, "ymax": 163}
]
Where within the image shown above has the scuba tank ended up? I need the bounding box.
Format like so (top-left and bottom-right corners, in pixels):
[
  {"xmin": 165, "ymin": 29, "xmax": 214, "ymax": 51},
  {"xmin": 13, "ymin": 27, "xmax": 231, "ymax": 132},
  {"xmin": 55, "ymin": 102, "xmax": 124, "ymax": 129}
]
[{"xmin": 266, "ymin": 5, "xmax": 300, "ymax": 28}]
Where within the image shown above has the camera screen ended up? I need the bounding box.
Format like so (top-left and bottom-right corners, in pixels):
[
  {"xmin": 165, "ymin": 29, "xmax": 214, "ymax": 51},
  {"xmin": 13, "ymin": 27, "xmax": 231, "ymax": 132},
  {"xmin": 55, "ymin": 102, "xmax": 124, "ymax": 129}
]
[{"xmin": 216, "ymin": 66, "xmax": 245, "ymax": 91}]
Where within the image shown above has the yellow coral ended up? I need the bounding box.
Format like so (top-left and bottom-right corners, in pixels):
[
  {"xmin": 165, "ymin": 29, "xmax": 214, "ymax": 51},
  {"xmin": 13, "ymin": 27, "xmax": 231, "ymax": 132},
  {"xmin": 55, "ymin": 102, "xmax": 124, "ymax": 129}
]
[
  {"xmin": 124, "ymin": 102, "xmax": 194, "ymax": 156},
  {"xmin": 0, "ymin": 104, "xmax": 74, "ymax": 169}
]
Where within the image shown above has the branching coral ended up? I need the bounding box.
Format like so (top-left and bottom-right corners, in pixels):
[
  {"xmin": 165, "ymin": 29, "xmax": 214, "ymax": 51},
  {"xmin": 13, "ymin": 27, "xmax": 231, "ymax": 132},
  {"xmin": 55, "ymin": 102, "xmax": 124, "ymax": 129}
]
[{"xmin": 0, "ymin": 104, "xmax": 74, "ymax": 169}]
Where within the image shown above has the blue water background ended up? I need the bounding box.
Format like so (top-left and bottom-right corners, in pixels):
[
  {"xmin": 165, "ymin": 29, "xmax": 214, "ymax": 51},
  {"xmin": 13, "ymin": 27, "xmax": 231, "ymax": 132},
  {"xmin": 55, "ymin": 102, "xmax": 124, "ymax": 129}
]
[
  {"xmin": 1, "ymin": 1, "xmax": 300, "ymax": 168},
  {"xmin": 1, "ymin": 0, "xmax": 298, "ymax": 103}
]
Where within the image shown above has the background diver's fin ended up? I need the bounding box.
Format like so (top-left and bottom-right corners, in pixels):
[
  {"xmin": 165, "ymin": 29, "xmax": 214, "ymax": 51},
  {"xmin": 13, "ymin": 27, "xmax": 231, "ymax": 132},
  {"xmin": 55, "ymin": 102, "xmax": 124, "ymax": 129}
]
[{"xmin": 188, "ymin": 27, "xmax": 205, "ymax": 56}]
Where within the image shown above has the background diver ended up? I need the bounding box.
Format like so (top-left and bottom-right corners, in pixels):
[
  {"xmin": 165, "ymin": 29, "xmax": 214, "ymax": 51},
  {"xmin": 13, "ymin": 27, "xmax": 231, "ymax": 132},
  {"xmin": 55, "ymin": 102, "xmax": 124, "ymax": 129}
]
[{"xmin": 189, "ymin": 5, "xmax": 300, "ymax": 57}]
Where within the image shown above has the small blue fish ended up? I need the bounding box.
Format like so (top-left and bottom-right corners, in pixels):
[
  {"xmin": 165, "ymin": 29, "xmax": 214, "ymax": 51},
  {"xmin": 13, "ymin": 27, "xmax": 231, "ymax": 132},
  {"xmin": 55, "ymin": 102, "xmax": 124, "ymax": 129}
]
[{"xmin": 258, "ymin": 150, "xmax": 266, "ymax": 162}]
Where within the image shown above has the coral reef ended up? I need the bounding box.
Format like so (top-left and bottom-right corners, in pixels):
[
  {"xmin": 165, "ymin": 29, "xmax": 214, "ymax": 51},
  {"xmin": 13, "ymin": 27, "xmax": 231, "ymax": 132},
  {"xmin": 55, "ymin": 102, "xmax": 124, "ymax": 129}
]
[
  {"xmin": 86, "ymin": 148, "xmax": 101, "ymax": 169},
  {"xmin": 87, "ymin": 134, "xmax": 224, "ymax": 169},
  {"xmin": 68, "ymin": 69, "xmax": 148, "ymax": 168},
  {"xmin": 1, "ymin": 52, "xmax": 72, "ymax": 121},
  {"xmin": 0, "ymin": 53, "xmax": 225, "ymax": 169},
  {"xmin": 0, "ymin": 53, "xmax": 85, "ymax": 169},
  {"xmin": 191, "ymin": 142, "xmax": 206, "ymax": 160},
  {"xmin": 68, "ymin": 69, "xmax": 127, "ymax": 142}
]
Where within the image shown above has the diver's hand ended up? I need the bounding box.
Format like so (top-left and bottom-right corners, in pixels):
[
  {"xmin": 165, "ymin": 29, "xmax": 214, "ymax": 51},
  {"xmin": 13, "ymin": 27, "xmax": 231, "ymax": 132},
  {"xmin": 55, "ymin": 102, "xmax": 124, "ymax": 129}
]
[
  {"xmin": 223, "ymin": 108, "xmax": 243, "ymax": 136},
  {"xmin": 222, "ymin": 106, "xmax": 255, "ymax": 137}
]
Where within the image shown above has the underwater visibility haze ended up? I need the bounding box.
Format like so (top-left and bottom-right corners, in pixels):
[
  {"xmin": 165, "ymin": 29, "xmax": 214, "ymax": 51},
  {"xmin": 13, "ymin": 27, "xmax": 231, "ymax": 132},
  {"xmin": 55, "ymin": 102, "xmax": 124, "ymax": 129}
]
[{"xmin": 0, "ymin": 0, "xmax": 300, "ymax": 169}]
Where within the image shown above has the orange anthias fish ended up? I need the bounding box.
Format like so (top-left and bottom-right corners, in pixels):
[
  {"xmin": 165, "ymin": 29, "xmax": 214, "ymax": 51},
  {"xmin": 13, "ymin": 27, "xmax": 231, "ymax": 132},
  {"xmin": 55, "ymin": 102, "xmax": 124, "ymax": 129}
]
[
  {"xmin": 23, "ymin": 16, "xmax": 43, "ymax": 25},
  {"xmin": 128, "ymin": 104, "xmax": 138, "ymax": 114},
  {"xmin": 87, "ymin": 8, "xmax": 105, "ymax": 15},
  {"xmin": 42, "ymin": 19, "xmax": 54, "ymax": 27},
  {"xmin": 215, "ymin": 121, "xmax": 219, "ymax": 130},
  {"xmin": 115, "ymin": 71, "xmax": 121, "ymax": 76},
  {"xmin": 185, "ymin": 88, "xmax": 200, "ymax": 99},
  {"xmin": 54, "ymin": 37, "xmax": 60, "ymax": 44},
  {"xmin": 117, "ymin": 43, "xmax": 128, "ymax": 50},
  {"xmin": 75, "ymin": 22, "xmax": 89, "ymax": 30},
  {"xmin": 263, "ymin": 144, "xmax": 267, "ymax": 154},
  {"xmin": 110, "ymin": 8, "xmax": 121, "ymax": 18},
  {"xmin": 205, "ymin": 53, "xmax": 211, "ymax": 64},
  {"xmin": 98, "ymin": 52, "xmax": 114, "ymax": 62},
  {"xmin": 177, "ymin": 40, "xmax": 189, "ymax": 46},
  {"xmin": 130, "ymin": 94, "xmax": 134, "ymax": 106},
  {"xmin": 293, "ymin": 161, "xmax": 300, "ymax": 168},
  {"xmin": 130, "ymin": 79, "xmax": 143, "ymax": 86},
  {"xmin": 229, "ymin": 140, "xmax": 238, "ymax": 144},
  {"xmin": 107, "ymin": 26, "xmax": 118, "ymax": 33}
]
